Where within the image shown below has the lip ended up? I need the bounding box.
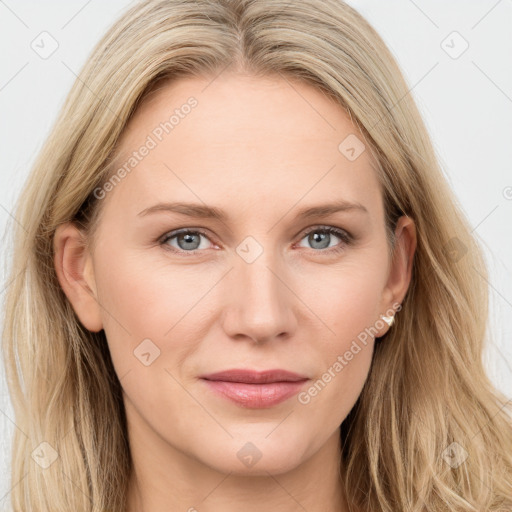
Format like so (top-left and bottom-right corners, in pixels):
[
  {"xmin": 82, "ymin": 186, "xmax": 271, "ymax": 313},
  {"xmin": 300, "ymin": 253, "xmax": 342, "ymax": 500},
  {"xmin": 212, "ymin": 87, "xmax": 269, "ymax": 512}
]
[{"xmin": 199, "ymin": 369, "xmax": 309, "ymax": 408}]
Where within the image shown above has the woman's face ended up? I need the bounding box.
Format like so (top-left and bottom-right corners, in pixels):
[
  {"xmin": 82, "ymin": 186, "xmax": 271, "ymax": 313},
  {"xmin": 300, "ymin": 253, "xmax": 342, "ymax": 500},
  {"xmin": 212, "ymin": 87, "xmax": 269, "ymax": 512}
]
[{"xmin": 56, "ymin": 72, "xmax": 415, "ymax": 477}]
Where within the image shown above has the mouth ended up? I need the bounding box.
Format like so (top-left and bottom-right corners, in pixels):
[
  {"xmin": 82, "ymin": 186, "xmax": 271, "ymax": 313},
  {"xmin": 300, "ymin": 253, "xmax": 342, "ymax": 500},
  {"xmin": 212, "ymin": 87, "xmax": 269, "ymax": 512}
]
[{"xmin": 199, "ymin": 369, "xmax": 309, "ymax": 408}]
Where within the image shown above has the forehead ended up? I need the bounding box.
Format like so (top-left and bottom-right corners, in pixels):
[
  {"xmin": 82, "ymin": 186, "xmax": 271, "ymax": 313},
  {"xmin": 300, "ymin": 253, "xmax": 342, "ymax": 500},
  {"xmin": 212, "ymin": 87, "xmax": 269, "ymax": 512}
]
[{"xmin": 107, "ymin": 72, "xmax": 383, "ymax": 222}]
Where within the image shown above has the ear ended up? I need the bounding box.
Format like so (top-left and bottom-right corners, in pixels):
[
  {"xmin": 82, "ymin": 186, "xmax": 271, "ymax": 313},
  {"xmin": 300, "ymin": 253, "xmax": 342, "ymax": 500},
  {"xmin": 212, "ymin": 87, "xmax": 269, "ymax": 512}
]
[
  {"xmin": 377, "ymin": 215, "xmax": 417, "ymax": 336},
  {"xmin": 53, "ymin": 222, "xmax": 103, "ymax": 332}
]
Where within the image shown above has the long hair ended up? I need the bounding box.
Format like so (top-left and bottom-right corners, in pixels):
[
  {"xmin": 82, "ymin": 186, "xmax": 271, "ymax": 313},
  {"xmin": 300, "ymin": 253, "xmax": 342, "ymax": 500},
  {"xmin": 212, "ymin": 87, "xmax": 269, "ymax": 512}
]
[{"xmin": 2, "ymin": 1, "xmax": 511, "ymax": 510}]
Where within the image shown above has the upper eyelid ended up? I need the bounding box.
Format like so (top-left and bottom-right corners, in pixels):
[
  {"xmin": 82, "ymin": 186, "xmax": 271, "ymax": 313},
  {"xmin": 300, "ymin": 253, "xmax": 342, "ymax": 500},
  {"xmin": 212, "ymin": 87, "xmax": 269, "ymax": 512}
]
[{"xmin": 297, "ymin": 225, "xmax": 350, "ymax": 240}]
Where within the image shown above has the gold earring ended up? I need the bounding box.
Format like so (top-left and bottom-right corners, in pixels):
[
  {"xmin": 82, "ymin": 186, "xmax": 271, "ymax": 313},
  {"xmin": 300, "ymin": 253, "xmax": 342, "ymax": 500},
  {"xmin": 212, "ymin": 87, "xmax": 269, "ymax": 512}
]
[{"xmin": 381, "ymin": 314, "xmax": 395, "ymax": 327}]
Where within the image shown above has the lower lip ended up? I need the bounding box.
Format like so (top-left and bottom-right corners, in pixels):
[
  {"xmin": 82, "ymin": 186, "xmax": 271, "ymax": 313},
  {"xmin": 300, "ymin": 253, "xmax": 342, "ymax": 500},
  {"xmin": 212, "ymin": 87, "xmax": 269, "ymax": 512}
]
[{"xmin": 201, "ymin": 379, "xmax": 308, "ymax": 408}]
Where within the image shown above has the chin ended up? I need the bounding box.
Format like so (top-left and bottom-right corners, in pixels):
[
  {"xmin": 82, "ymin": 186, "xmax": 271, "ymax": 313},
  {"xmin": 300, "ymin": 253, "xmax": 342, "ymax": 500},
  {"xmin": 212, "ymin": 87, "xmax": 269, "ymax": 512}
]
[{"xmin": 194, "ymin": 434, "xmax": 309, "ymax": 476}]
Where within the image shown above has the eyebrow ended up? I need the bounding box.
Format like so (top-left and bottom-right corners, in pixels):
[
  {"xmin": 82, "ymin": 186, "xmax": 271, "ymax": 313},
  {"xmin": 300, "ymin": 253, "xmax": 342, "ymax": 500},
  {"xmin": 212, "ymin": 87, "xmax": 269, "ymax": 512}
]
[{"xmin": 137, "ymin": 199, "xmax": 368, "ymax": 221}]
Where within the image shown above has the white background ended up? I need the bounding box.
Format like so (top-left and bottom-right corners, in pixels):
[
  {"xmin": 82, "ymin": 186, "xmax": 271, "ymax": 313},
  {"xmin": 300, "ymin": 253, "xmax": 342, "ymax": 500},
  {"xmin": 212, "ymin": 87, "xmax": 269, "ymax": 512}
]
[{"xmin": 1, "ymin": 0, "xmax": 511, "ymax": 506}]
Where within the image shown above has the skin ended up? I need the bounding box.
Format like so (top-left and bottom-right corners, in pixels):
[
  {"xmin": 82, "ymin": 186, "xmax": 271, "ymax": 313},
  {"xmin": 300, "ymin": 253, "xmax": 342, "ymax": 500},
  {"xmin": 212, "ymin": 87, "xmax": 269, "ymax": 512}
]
[{"xmin": 54, "ymin": 72, "xmax": 416, "ymax": 512}]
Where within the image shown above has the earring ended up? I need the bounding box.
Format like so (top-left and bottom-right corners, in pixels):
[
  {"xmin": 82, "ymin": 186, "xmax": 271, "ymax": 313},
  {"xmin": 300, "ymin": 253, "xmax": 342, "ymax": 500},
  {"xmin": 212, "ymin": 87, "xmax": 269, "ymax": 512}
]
[{"xmin": 381, "ymin": 314, "xmax": 395, "ymax": 327}]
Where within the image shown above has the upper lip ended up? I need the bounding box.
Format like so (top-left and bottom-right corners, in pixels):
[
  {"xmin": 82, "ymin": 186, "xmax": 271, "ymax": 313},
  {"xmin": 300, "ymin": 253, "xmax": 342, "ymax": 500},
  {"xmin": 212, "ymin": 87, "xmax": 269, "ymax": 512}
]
[{"xmin": 200, "ymin": 369, "xmax": 308, "ymax": 384}]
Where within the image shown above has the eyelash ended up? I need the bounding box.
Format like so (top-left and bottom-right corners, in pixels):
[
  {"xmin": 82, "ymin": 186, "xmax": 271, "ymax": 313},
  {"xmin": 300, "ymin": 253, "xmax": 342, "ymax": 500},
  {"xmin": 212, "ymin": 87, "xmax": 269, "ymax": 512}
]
[{"xmin": 158, "ymin": 225, "xmax": 353, "ymax": 257}]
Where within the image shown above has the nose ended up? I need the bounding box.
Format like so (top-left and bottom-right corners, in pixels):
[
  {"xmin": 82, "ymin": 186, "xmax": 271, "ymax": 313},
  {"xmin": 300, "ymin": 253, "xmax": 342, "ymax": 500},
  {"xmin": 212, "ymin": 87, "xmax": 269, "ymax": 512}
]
[{"xmin": 221, "ymin": 250, "xmax": 298, "ymax": 344}]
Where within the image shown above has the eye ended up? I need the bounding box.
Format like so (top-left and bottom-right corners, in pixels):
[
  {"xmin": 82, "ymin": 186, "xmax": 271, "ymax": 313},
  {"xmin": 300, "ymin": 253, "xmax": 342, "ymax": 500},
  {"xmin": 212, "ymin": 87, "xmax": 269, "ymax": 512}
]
[
  {"xmin": 160, "ymin": 228, "xmax": 214, "ymax": 255},
  {"xmin": 296, "ymin": 225, "xmax": 352, "ymax": 254}
]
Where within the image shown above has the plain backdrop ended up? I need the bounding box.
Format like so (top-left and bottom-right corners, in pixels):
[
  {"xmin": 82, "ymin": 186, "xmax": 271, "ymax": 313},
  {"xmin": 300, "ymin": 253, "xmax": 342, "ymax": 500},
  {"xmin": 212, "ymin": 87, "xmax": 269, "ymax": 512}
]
[{"xmin": 0, "ymin": 0, "xmax": 511, "ymax": 506}]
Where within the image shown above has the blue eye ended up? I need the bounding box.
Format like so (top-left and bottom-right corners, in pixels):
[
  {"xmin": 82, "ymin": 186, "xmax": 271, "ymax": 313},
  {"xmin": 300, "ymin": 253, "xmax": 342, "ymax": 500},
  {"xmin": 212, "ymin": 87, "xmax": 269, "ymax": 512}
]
[
  {"xmin": 160, "ymin": 229, "xmax": 212, "ymax": 254},
  {"xmin": 297, "ymin": 226, "xmax": 352, "ymax": 254},
  {"xmin": 159, "ymin": 225, "xmax": 352, "ymax": 256}
]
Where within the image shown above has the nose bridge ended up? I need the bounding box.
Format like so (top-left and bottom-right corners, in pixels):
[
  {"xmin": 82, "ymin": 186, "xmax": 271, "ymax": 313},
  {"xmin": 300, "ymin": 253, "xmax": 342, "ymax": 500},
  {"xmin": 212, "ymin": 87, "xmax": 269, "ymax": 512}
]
[{"xmin": 222, "ymin": 239, "xmax": 296, "ymax": 342}]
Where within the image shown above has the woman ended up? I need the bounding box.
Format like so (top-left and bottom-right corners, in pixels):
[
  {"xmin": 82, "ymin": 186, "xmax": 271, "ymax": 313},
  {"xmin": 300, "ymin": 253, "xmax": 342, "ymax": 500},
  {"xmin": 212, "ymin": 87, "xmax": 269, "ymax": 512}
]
[{"xmin": 2, "ymin": 0, "xmax": 511, "ymax": 511}]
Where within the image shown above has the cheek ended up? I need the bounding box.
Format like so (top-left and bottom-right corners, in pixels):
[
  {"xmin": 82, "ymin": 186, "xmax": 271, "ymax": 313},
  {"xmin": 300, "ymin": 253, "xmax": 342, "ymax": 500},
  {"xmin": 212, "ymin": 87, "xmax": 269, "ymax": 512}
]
[
  {"xmin": 303, "ymin": 256, "xmax": 386, "ymax": 343},
  {"xmin": 97, "ymin": 234, "xmax": 207, "ymax": 314},
  {"xmin": 92, "ymin": 243, "xmax": 211, "ymax": 369},
  {"xmin": 296, "ymin": 260, "xmax": 384, "ymax": 413},
  {"xmin": 91, "ymin": 247, "xmax": 210, "ymax": 425}
]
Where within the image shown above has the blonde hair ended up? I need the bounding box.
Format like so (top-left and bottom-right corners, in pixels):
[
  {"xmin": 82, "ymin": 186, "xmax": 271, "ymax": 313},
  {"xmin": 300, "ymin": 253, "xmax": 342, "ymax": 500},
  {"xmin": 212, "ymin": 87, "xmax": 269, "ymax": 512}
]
[{"xmin": 2, "ymin": 0, "xmax": 511, "ymax": 510}]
